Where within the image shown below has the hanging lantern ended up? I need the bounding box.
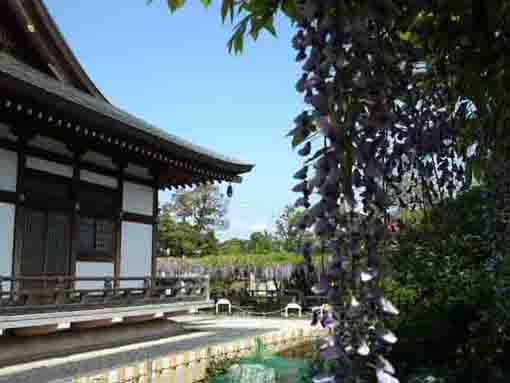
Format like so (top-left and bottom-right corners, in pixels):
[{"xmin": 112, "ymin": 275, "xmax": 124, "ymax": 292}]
[{"xmin": 227, "ymin": 183, "xmax": 233, "ymax": 198}]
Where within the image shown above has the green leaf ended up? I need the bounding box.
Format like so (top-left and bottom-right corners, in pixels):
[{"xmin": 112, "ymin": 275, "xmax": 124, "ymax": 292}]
[
  {"xmin": 227, "ymin": 31, "xmax": 242, "ymax": 54},
  {"xmin": 281, "ymin": 0, "xmax": 298, "ymax": 20},
  {"xmin": 227, "ymin": 16, "xmax": 249, "ymax": 54},
  {"xmin": 221, "ymin": 0, "xmax": 234, "ymax": 23},
  {"xmin": 264, "ymin": 16, "xmax": 277, "ymax": 37},
  {"xmin": 249, "ymin": 18, "xmax": 262, "ymax": 41},
  {"xmin": 291, "ymin": 128, "xmax": 309, "ymax": 148},
  {"xmin": 167, "ymin": 0, "xmax": 186, "ymax": 12},
  {"xmin": 200, "ymin": 0, "xmax": 211, "ymax": 7}
]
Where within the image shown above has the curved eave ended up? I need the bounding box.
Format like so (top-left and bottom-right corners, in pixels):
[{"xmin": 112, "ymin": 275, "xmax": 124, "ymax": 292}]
[{"xmin": 0, "ymin": 53, "xmax": 254, "ymax": 176}]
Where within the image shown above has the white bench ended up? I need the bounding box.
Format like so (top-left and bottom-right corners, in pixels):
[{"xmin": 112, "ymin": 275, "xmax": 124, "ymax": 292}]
[
  {"xmin": 216, "ymin": 298, "xmax": 232, "ymax": 315},
  {"xmin": 284, "ymin": 302, "xmax": 302, "ymax": 318}
]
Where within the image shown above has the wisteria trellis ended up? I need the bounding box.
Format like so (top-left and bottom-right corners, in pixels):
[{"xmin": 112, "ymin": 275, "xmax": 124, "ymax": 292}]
[
  {"xmin": 288, "ymin": 1, "xmax": 469, "ymax": 382},
  {"xmin": 158, "ymin": 260, "xmax": 300, "ymax": 282}
]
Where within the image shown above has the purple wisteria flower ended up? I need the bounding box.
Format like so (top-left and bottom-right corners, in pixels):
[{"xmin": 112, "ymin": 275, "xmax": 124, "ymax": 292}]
[
  {"xmin": 320, "ymin": 345, "xmax": 343, "ymax": 360},
  {"xmin": 379, "ymin": 297, "xmax": 400, "ymax": 316},
  {"xmin": 378, "ymin": 329, "xmax": 398, "ymax": 344},
  {"xmin": 357, "ymin": 340, "xmax": 370, "ymax": 356},
  {"xmin": 320, "ymin": 311, "xmax": 339, "ymax": 329},
  {"xmin": 377, "ymin": 355, "xmax": 395, "ymax": 375},
  {"xmin": 376, "ymin": 368, "xmax": 400, "ymax": 383},
  {"xmin": 311, "ymin": 276, "xmax": 329, "ymax": 295}
]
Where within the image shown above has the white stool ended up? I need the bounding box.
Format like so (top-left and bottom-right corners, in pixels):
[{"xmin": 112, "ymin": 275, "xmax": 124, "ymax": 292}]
[
  {"xmin": 284, "ymin": 302, "xmax": 302, "ymax": 318},
  {"xmin": 216, "ymin": 298, "xmax": 232, "ymax": 315}
]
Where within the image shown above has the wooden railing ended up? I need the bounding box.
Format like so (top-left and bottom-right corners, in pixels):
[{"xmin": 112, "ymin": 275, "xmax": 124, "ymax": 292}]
[{"xmin": 0, "ymin": 275, "xmax": 210, "ymax": 314}]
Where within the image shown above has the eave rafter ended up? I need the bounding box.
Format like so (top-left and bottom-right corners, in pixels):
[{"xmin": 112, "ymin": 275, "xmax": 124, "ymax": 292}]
[
  {"xmin": 158, "ymin": 168, "xmax": 234, "ymax": 190},
  {"xmin": 0, "ymin": 96, "xmax": 240, "ymax": 188}
]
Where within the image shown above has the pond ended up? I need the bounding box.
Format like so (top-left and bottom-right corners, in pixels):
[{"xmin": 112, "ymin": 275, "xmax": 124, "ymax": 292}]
[{"xmin": 206, "ymin": 340, "xmax": 317, "ymax": 383}]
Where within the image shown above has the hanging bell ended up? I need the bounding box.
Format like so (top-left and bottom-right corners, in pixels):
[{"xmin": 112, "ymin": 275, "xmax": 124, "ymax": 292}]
[{"xmin": 227, "ymin": 184, "xmax": 233, "ymax": 198}]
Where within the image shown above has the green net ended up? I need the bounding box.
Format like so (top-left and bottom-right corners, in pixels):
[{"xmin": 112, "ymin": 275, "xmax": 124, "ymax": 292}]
[{"xmin": 208, "ymin": 338, "xmax": 312, "ymax": 383}]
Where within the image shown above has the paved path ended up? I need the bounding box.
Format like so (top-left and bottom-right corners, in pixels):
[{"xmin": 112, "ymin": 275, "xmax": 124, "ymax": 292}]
[{"xmin": 0, "ymin": 315, "xmax": 315, "ymax": 383}]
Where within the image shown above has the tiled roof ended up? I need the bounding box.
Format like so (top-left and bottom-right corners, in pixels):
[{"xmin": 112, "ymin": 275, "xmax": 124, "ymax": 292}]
[{"xmin": 0, "ymin": 53, "xmax": 253, "ymax": 174}]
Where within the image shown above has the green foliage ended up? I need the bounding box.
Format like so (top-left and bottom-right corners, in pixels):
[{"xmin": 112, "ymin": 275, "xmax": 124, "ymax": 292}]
[
  {"xmin": 167, "ymin": 0, "xmax": 186, "ymax": 12},
  {"xmin": 218, "ymin": 238, "xmax": 242, "ymax": 255},
  {"xmin": 158, "ymin": 204, "xmax": 197, "ymax": 257},
  {"xmin": 151, "ymin": 0, "xmax": 293, "ymax": 54},
  {"xmin": 247, "ymin": 231, "xmax": 272, "ymax": 254},
  {"xmin": 159, "ymin": 203, "xmax": 220, "ymax": 257},
  {"xmin": 274, "ymin": 205, "xmax": 306, "ymax": 252},
  {"xmin": 199, "ymin": 231, "xmax": 220, "ymax": 256},
  {"xmin": 386, "ymin": 187, "xmax": 509, "ymax": 381},
  {"xmin": 170, "ymin": 185, "xmax": 229, "ymax": 233}
]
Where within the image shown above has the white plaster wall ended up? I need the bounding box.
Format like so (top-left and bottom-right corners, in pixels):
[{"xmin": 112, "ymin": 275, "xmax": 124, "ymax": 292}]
[
  {"xmin": 0, "ymin": 203, "xmax": 15, "ymax": 280},
  {"xmin": 29, "ymin": 135, "xmax": 72, "ymax": 157},
  {"xmin": 75, "ymin": 262, "xmax": 114, "ymax": 290},
  {"xmin": 120, "ymin": 222, "xmax": 152, "ymax": 287},
  {"xmin": 125, "ymin": 163, "xmax": 152, "ymax": 180},
  {"xmin": 0, "ymin": 148, "xmax": 17, "ymax": 192},
  {"xmin": 80, "ymin": 170, "xmax": 118, "ymax": 189},
  {"xmin": 122, "ymin": 181, "xmax": 154, "ymax": 216},
  {"xmin": 82, "ymin": 151, "xmax": 116, "ymax": 170},
  {"xmin": 26, "ymin": 156, "xmax": 73, "ymax": 178}
]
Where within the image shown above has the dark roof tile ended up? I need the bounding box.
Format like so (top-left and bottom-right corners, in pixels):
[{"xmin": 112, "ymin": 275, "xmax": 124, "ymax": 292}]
[{"xmin": 0, "ymin": 53, "xmax": 253, "ymax": 174}]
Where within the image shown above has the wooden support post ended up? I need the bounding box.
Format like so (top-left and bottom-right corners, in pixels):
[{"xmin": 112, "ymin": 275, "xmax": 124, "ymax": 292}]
[
  {"xmin": 114, "ymin": 161, "xmax": 126, "ymax": 288},
  {"xmin": 152, "ymin": 185, "xmax": 159, "ymax": 278},
  {"xmin": 67, "ymin": 146, "xmax": 85, "ymax": 281},
  {"xmin": 150, "ymin": 166, "xmax": 162, "ymax": 279},
  {"xmin": 12, "ymin": 135, "xmax": 27, "ymax": 278}
]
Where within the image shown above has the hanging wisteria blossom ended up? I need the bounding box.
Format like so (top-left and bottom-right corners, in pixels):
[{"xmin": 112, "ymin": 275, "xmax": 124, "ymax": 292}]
[
  {"xmin": 376, "ymin": 368, "xmax": 400, "ymax": 383},
  {"xmin": 287, "ymin": 0, "xmax": 469, "ymax": 382},
  {"xmin": 380, "ymin": 297, "xmax": 400, "ymax": 316},
  {"xmin": 378, "ymin": 329, "xmax": 398, "ymax": 344},
  {"xmin": 357, "ymin": 341, "xmax": 370, "ymax": 356}
]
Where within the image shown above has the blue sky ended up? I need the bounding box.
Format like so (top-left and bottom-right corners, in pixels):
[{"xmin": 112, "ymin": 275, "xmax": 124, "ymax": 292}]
[{"xmin": 45, "ymin": 1, "xmax": 306, "ymax": 240}]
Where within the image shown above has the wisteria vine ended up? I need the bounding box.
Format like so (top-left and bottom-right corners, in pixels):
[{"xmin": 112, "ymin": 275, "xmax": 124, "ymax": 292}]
[{"xmin": 288, "ymin": 2, "xmax": 470, "ymax": 382}]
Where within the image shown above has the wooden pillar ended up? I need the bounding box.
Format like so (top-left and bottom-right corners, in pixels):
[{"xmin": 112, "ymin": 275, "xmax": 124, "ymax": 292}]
[
  {"xmin": 12, "ymin": 136, "xmax": 26, "ymax": 278},
  {"xmin": 68, "ymin": 147, "xmax": 85, "ymax": 279},
  {"xmin": 114, "ymin": 161, "xmax": 126, "ymax": 285},
  {"xmin": 152, "ymin": 184, "xmax": 159, "ymax": 278},
  {"xmin": 150, "ymin": 167, "xmax": 163, "ymax": 279}
]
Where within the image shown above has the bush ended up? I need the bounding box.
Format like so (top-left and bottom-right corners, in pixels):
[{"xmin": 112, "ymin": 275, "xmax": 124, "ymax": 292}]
[{"xmin": 385, "ymin": 187, "xmax": 509, "ymax": 381}]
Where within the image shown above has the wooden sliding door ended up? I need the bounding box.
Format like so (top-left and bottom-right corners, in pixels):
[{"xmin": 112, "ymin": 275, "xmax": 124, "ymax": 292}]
[
  {"xmin": 45, "ymin": 211, "xmax": 71, "ymax": 275},
  {"xmin": 19, "ymin": 208, "xmax": 46, "ymax": 278},
  {"xmin": 19, "ymin": 208, "xmax": 71, "ymax": 287}
]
